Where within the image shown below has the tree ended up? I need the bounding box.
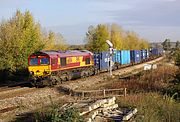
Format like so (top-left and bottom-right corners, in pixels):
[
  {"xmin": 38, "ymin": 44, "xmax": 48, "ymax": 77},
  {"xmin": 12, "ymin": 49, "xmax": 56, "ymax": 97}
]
[
  {"xmin": 85, "ymin": 23, "xmax": 150, "ymax": 51},
  {"xmin": 43, "ymin": 31, "xmax": 67, "ymax": 50},
  {"xmin": 110, "ymin": 23, "xmax": 124, "ymax": 50},
  {"xmin": 162, "ymin": 39, "xmax": 171, "ymax": 51},
  {"xmin": 175, "ymin": 40, "xmax": 180, "ymax": 49},
  {"xmin": 174, "ymin": 49, "xmax": 180, "ymax": 67},
  {"xmin": 86, "ymin": 24, "xmax": 109, "ymax": 52},
  {"xmin": 124, "ymin": 31, "xmax": 139, "ymax": 50},
  {"xmin": 139, "ymin": 39, "xmax": 150, "ymax": 49},
  {"xmin": 0, "ymin": 10, "xmax": 44, "ymax": 73}
]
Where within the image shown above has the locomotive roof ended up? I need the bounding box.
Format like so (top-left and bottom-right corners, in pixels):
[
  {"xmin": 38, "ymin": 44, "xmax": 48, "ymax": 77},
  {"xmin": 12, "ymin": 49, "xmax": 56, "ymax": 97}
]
[{"xmin": 36, "ymin": 50, "xmax": 92, "ymax": 57}]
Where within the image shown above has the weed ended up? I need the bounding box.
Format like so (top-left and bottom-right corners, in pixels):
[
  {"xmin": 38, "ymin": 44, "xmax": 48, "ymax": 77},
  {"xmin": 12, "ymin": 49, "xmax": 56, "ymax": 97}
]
[{"xmin": 35, "ymin": 96, "xmax": 84, "ymax": 122}]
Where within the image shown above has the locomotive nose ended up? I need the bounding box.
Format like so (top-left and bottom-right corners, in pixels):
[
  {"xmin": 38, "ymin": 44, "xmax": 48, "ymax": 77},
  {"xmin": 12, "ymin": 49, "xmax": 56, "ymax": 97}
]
[
  {"xmin": 30, "ymin": 71, "xmax": 34, "ymax": 75},
  {"xmin": 28, "ymin": 65, "xmax": 50, "ymax": 77}
]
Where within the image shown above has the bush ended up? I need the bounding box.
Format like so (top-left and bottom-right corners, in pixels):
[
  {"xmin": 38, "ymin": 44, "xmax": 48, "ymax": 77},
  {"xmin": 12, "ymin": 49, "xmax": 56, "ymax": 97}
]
[
  {"xmin": 174, "ymin": 49, "xmax": 180, "ymax": 67},
  {"xmin": 117, "ymin": 93, "xmax": 180, "ymax": 122},
  {"xmin": 35, "ymin": 105, "xmax": 84, "ymax": 122}
]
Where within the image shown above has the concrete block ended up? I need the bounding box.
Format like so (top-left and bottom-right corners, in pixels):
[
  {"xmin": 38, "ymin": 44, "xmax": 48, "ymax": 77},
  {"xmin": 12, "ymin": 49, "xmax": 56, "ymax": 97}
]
[
  {"xmin": 106, "ymin": 97, "xmax": 116, "ymax": 104},
  {"xmin": 101, "ymin": 101, "xmax": 115, "ymax": 108},
  {"xmin": 102, "ymin": 104, "xmax": 118, "ymax": 111},
  {"xmin": 132, "ymin": 108, "xmax": 137, "ymax": 114},
  {"xmin": 85, "ymin": 118, "xmax": 92, "ymax": 122},
  {"xmin": 122, "ymin": 108, "xmax": 137, "ymax": 121},
  {"xmin": 86, "ymin": 110, "xmax": 99, "ymax": 120}
]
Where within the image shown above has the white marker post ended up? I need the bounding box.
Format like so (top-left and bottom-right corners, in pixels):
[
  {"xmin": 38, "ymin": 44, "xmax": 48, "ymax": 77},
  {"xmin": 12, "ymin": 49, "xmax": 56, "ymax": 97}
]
[{"xmin": 106, "ymin": 40, "xmax": 113, "ymax": 77}]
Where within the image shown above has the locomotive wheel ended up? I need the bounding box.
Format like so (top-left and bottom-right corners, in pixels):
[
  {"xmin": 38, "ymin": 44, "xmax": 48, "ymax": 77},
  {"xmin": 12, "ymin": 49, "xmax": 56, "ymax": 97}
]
[
  {"xmin": 35, "ymin": 80, "xmax": 44, "ymax": 88},
  {"xmin": 94, "ymin": 68, "xmax": 99, "ymax": 75},
  {"xmin": 66, "ymin": 72, "xmax": 72, "ymax": 81},
  {"xmin": 81, "ymin": 71, "xmax": 87, "ymax": 78}
]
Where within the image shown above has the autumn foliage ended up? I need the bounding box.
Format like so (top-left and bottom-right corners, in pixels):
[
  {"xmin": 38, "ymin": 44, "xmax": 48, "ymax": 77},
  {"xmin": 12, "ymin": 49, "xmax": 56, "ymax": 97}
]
[
  {"xmin": 85, "ymin": 23, "xmax": 150, "ymax": 52},
  {"xmin": 0, "ymin": 10, "xmax": 67, "ymax": 74}
]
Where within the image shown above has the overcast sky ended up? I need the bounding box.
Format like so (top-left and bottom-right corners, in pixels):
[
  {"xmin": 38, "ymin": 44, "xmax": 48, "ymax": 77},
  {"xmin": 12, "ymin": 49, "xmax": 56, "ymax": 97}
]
[{"xmin": 0, "ymin": 0, "xmax": 180, "ymax": 44}]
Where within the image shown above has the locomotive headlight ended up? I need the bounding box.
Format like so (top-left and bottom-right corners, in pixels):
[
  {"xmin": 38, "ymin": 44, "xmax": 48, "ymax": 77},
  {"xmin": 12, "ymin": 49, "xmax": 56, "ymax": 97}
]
[
  {"xmin": 30, "ymin": 71, "xmax": 34, "ymax": 75},
  {"xmin": 43, "ymin": 71, "xmax": 49, "ymax": 75}
]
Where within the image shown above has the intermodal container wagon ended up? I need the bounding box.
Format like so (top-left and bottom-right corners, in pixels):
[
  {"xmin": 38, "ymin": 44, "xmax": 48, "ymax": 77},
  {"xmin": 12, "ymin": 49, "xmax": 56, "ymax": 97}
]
[
  {"xmin": 130, "ymin": 50, "xmax": 141, "ymax": 63},
  {"xmin": 121, "ymin": 50, "xmax": 130, "ymax": 65},
  {"xmin": 113, "ymin": 50, "xmax": 121, "ymax": 64},
  {"xmin": 141, "ymin": 50, "xmax": 146, "ymax": 60},
  {"xmin": 151, "ymin": 48, "xmax": 164, "ymax": 57},
  {"xmin": 94, "ymin": 52, "xmax": 100, "ymax": 70},
  {"xmin": 94, "ymin": 52, "xmax": 110, "ymax": 71},
  {"xmin": 146, "ymin": 49, "xmax": 149, "ymax": 59}
]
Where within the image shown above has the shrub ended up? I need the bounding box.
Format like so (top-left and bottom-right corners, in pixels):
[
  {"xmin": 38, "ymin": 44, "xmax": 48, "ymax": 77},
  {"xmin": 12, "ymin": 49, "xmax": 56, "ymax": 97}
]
[
  {"xmin": 35, "ymin": 105, "xmax": 84, "ymax": 122},
  {"xmin": 117, "ymin": 93, "xmax": 180, "ymax": 122}
]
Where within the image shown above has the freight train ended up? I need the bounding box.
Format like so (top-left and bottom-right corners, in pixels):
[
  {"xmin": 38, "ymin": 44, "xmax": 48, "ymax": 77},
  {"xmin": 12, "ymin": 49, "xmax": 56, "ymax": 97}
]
[{"xmin": 28, "ymin": 48, "xmax": 163, "ymax": 87}]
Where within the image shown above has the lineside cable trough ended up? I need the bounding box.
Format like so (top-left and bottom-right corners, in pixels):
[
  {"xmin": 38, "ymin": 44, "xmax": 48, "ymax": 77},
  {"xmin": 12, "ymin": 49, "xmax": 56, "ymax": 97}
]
[{"xmin": 65, "ymin": 97, "xmax": 137, "ymax": 122}]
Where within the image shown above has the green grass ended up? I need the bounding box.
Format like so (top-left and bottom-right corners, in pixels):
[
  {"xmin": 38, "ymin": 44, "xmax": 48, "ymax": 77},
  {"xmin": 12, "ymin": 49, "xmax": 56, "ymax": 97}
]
[
  {"xmin": 34, "ymin": 97, "xmax": 84, "ymax": 122},
  {"xmin": 117, "ymin": 92, "xmax": 180, "ymax": 122}
]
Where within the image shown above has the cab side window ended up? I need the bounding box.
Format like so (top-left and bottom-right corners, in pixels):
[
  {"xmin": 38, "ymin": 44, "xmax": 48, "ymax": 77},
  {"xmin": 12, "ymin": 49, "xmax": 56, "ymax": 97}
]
[
  {"xmin": 60, "ymin": 58, "xmax": 66, "ymax": 66},
  {"xmin": 85, "ymin": 58, "xmax": 90, "ymax": 64}
]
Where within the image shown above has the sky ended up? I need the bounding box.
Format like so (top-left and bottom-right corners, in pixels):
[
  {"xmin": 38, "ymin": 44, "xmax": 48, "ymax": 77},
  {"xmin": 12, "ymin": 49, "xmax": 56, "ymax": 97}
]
[{"xmin": 0, "ymin": 0, "xmax": 180, "ymax": 44}]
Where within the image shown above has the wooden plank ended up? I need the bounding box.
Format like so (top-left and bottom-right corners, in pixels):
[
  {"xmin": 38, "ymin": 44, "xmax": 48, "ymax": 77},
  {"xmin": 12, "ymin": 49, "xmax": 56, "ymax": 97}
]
[
  {"xmin": 75, "ymin": 88, "xmax": 124, "ymax": 93},
  {"xmin": 73, "ymin": 88, "xmax": 127, "ymax": 99}
]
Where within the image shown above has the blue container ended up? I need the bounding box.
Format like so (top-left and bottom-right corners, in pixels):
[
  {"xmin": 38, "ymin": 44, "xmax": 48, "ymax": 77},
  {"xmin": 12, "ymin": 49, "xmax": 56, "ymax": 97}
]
[
  {"xmin": 100, "ymin": 52, "xmax": 110, "ymax": 70},
  {"xmin": 130, "ymin": 50, "xmax": 141, "ymax": 63},
  {"xmin": 113, "ymin": 50, "xmax": 121, "ymax": 64},
  {"xmin": 141, "ymin": 50, "xmax": 146, "ymax": 60},
  {"xmin": 146, "ymin": 49, "xmax": 150, "ymax": 59},
  {"xmin": 120, "ymin": 50, "xmax": 130, "ymax": 65},
  {"xmin": 93, "ymin": 52, "xmax": 111, "ymax": 71},
  {"xmin": 151, "ymin": 48, "xmax": 158, "ymax": 56},
  {"xmin": 93, "ymin": 53, "xmax": 100, "ymax": 70}
]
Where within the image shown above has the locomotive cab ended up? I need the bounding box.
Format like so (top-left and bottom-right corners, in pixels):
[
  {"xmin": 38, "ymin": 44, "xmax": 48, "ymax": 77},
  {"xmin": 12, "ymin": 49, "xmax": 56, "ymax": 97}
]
[{"xmin": 28, "ymin": 52, "xmax": 51, "ymax": 77}]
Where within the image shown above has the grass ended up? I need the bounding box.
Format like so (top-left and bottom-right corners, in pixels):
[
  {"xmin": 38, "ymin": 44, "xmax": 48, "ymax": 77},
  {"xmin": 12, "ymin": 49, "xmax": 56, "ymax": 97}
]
[
  {"xmin": 34, "ymin": 97, "xmax": 84, "ymax": 122},
  {"xmin": 25, "ymin": 63, "xmax": 180, "ymax": 122},
  {"xmin": 103, "ymin": 65, "xmax": 178, "ymax": 95},
  {"xmin": 117, "ymin": 92, "xmax": 180, "ymax": 122},
  {"xmin": 114, "ymin": 64, "xmax": 180, "ymax": 122}
]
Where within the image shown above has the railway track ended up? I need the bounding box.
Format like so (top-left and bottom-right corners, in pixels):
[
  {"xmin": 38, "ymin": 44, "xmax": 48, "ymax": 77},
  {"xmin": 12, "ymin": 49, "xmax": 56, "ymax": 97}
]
[
  {"xmin": 0, "ymin": 57, "xmax": 164, "ymax": 122},
  {"xmin": 0, "ymin": 57, "xmax": 163, "ymax": 100}
]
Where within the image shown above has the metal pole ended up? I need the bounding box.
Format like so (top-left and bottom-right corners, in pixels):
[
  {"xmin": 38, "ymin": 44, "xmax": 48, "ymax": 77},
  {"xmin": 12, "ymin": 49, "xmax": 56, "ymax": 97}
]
[
  {"xmin": 109, "ymin": 48, "xmax": 113, "ymax": 76},
  {"xmin": 106, "ymin": 40, "xmax": 113, "ymax": 77}
]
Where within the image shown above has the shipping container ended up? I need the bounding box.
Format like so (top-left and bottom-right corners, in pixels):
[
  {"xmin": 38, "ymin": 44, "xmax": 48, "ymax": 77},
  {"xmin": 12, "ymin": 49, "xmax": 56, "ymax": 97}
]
[
  {"xmin": 100, "ymin": 51, "xmax": 110, "ymax": 70},
  {"xmin": 151, "ymin": 48, "xmax": 158, "ymax": 56},
  {"xmin": 93, "ymin": 52, "xmax": 100, "ymax": 70},
  {"xmin": 151, "ymin": 48, "xmax": 157, "ymax": 56},
  {"xmin": 130, "ymin": 50, "xmax": 141, "ymax": 63},
  {"xmin": 120, "ymin": 50, "xmax": 130, "ymax": 65},
  {"xmin": 93, "ymin": 52, "xmax": 112, "ymax": 71},
  {"xmin": 113, "ymin": 50, "xmax": 121, "ymax": 64},
  {"xmin": 150, "ymin": 48, "xmax": 164, "ymax": 57},
  {"xmin": 146, "ymin": 49, "xmax": 150, "ymax": 59},
  {"xmin": 141, "ymin": 50, "xmax": 146, "ymax": 60}
]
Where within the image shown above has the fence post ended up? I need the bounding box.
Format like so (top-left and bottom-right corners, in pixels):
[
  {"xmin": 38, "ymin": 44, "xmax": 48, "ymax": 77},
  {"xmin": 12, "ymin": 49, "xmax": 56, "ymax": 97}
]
[
  {"xmin": 124, "ymin": 88, "xmax": 127, "ymax": 97},
  {"xmin": 103, "ymin": 89, "xmax": 106, "ymax": 97}
]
